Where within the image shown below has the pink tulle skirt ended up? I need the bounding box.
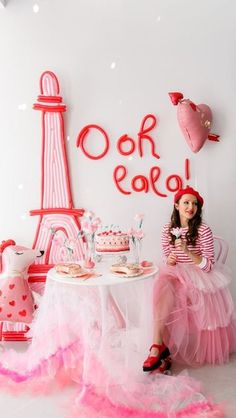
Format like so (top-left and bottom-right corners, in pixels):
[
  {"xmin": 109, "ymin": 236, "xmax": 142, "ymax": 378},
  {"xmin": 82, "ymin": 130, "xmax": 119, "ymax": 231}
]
[
  {"xmin": 0, "ymin": 266, "xmax": 228, "ymax": 417},
  {"xmin": 154, "ymin": 262, "xmax": 236, "ymax": 365}
]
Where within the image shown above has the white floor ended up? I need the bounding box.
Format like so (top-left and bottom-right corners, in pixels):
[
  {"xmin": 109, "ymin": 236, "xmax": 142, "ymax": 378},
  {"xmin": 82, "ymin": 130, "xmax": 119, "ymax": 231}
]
[
  {"xmin": 175, "ymin": 353, "xmax": 236, "ymax": 418},
  {"xmin": 0, "ymin": 343, "xmax": 235, "ymax": 418}
]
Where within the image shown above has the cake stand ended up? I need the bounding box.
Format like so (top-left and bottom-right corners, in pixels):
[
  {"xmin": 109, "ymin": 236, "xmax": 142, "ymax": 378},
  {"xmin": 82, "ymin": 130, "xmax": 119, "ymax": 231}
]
[{"xmin": 95, "ymin": 250, "xmax": 130, "ymax": 264}]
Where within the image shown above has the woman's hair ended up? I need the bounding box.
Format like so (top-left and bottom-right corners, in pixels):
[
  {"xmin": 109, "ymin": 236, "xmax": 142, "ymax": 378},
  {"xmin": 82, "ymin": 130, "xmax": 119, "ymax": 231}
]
[{"xmin": 169, "ymin": 199, "xmax": 202, "ymax": 246}]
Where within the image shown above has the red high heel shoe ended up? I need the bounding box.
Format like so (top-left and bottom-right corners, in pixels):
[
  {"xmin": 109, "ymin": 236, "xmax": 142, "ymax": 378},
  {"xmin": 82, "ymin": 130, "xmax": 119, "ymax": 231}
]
[{"xmin": 143, "ymin": 343, "xmax": 170, "ymax": 372}]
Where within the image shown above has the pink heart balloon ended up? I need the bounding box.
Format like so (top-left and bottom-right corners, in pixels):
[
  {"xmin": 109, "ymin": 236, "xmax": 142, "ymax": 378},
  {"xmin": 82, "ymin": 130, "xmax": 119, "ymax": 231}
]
[{"xmin": 169, "ymin": 92, "xmax": 219, "ymax": 153}]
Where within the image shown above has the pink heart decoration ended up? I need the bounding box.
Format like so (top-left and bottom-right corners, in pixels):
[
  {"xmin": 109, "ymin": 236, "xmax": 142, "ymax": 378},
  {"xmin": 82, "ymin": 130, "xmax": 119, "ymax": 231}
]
[
  {"xmin": 178, "ymin": 101, "xmax": 212, "ymax": 153},
  {"xmin": 169, "ymin": 92, "xmax": 219, "ymax": 153}
]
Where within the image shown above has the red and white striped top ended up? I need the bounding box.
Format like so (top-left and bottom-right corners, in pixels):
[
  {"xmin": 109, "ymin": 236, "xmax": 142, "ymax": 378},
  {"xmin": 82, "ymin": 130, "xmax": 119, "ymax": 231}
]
[{"xmin": 161, "ymin": 223, "xmax": 215, "ymax": 272}]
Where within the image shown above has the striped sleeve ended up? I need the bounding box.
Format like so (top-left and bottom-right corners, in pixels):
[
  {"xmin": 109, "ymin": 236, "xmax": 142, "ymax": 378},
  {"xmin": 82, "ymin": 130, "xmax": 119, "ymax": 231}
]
[
  {"xmin": 161, "ymin": 223, "xmax": 171, "ymax": 259},
  {"xmin": 198, "ymin": 224, "xmax": 215, "ymax": 272}
]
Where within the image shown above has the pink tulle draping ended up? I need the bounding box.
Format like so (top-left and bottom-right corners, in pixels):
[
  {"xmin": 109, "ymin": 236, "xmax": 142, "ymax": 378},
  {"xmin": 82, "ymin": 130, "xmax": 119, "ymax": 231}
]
[
  {"xmin": 0, "ymin": 339, "xmax": 82, "ymax": 395},
  {"xmin": 71, "ymin": 384, "xmax": 224, "ymax": 418},
  {"xmin": 0, "ymin": 340, "xmax": 80, "ymax": 383},
  {"xmin": 154, "ymin": 263, "xmax": 236, "ymax": 365}
]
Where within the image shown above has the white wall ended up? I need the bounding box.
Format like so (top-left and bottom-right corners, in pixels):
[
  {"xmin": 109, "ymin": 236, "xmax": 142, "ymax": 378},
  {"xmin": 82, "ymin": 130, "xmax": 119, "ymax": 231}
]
[{"xmin": 0, "ymin": 0, "xmax": 235, "ymax": 299}]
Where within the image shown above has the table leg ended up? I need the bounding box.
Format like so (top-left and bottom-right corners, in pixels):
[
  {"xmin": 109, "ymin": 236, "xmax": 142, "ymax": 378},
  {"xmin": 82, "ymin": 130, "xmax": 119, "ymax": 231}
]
[
  {"xmin": 98, "ymin": 286, "xmax": 126, "ymax": 337},
  {"xmin": 108, "ymin": 293, "xmax": 126, "ymax": 329}
]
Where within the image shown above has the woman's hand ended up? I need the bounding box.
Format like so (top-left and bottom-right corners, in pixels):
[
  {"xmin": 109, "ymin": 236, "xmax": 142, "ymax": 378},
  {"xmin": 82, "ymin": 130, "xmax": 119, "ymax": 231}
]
[
  {"xmin": 167, "ymin": 253, "xmax": 177, "ymax": 266},
  {"xmin": 175, "ymin": 238, "xmax": 203, "ymax": 265},
  {"xmin": 174, "ymin": 238, "xmax": 188, "ymax": 254}
]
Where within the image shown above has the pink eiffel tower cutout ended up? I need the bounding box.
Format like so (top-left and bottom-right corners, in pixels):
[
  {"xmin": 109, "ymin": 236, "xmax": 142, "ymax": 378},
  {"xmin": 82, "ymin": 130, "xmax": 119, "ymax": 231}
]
[{"xmin": 28, "ymin": 71, "xmax": 85, "ymax": 285}]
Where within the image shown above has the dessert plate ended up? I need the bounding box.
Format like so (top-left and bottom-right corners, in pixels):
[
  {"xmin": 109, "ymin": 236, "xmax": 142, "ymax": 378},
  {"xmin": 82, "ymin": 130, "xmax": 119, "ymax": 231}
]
[
  {"xmin": 57, "ymin": 270, "xmax": 90, "ymax": 278},
  {"xmin": 111, "ymin": 269, "xmax": 144, "ymax": 278}
]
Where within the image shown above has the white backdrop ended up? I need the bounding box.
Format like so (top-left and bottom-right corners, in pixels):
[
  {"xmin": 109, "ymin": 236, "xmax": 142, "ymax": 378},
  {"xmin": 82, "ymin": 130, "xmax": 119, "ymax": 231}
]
[{"xmin": 0, "ymin": 0, "xmax": 235, "ymax": 300}]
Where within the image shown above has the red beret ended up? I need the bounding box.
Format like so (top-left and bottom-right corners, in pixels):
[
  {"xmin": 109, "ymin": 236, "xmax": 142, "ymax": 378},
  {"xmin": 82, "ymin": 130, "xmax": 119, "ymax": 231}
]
[{"xmin": 174, "ymin": 186, "xmax": 204, "ymax": 206}]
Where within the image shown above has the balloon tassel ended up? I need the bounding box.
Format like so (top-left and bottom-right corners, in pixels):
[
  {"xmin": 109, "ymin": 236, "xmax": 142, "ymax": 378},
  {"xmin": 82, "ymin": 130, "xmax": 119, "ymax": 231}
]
[
  {"xmin": 208, "ymin": 134, "xmax": 220, "ymax": 142},
  {"xmin": 189, "ymin": 102, "xmax": 197, "ymax": 111},
  {"xmin": 168, "ymin": 92, "xmax": 184, "ymax": 105}
]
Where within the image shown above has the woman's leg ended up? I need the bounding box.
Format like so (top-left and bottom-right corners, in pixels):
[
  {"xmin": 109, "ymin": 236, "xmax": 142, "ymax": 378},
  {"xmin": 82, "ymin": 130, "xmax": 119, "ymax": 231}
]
[{"xmin": 150, "ymin": 274, "xmax": 177, "ymax": 356}]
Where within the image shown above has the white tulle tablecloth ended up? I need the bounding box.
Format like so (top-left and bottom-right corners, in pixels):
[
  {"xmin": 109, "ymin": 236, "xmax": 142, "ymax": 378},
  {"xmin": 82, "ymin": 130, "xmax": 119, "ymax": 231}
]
[{"xmin": 45, "ymin": 262, "xmax": 157, "ymax": 383}]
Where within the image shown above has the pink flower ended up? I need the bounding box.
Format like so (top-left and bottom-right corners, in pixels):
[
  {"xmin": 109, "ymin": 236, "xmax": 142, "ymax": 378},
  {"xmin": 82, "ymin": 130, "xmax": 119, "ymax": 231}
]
[
  {"xmin": 84, "ymin": 211, "xmax": 95, "ymax": 218},
  {"xmin": 81, "ymin": 213, "xmax": 101, "ymax": 251},
  {"xmin": 134, "ymin": 213, "xmax": 144, "ymax": 222},
  {"xmin": 53, "ymin": 234, "xmax": 64, "ymax": 246},
  {"xmin": 127, "ymin": 228, "xmax": 136, "ymax": 237},
  {"xmin": 81, "ymin": 219, "xmax": 90, "ymax": 231},
  {"xmin": 90, "ymin": 224, "xmax": 99, "ymax": 233},
  {"xmin": 127, "ymin": 228, "xmax": 144, "ymax": 240},
  {"xmin": 86, "ymin": 223, "xmax": 96, "ymax": 233},
  {"xmin": 92, "ymin": 217, "xmax": 101, "ymax": 228},
  {"xmin": 64, "ymin": 239, "xmax": 76, "ymax": 250},
  {"xmin": 171, "ymin": 227, "xmax": 183, "ymax": 239},
  {"xmin": 134, "ymin": 229, "xmax": 145, "ymax": 239}
]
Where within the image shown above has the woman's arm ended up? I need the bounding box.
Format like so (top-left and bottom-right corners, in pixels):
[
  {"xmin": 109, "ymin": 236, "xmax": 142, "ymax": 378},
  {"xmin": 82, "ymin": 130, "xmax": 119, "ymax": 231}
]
[
  {"xmin": 197, "ymin": 225, "xmax": 215, "ymax": 272},
  {"xmin": 161, "ymin": 224, "xmax": 171, "ymax": 258},
  {"xmin": 175, "ymin": 224, "xmax": 214, "ymax": 272},
  {"xmin": 185, "ymin": 246, "xmax": 203, "ymax": 265},
  {"xmin": 161, "ymin": 224, "xmax": 177, "ymax": 265}
]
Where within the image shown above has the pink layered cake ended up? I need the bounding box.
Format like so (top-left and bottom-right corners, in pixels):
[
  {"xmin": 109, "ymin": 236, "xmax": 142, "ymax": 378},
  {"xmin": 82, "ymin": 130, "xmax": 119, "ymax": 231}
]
[{"xmin": 95, "ymin": 230, "xmax": 130, "ymax": 253}]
